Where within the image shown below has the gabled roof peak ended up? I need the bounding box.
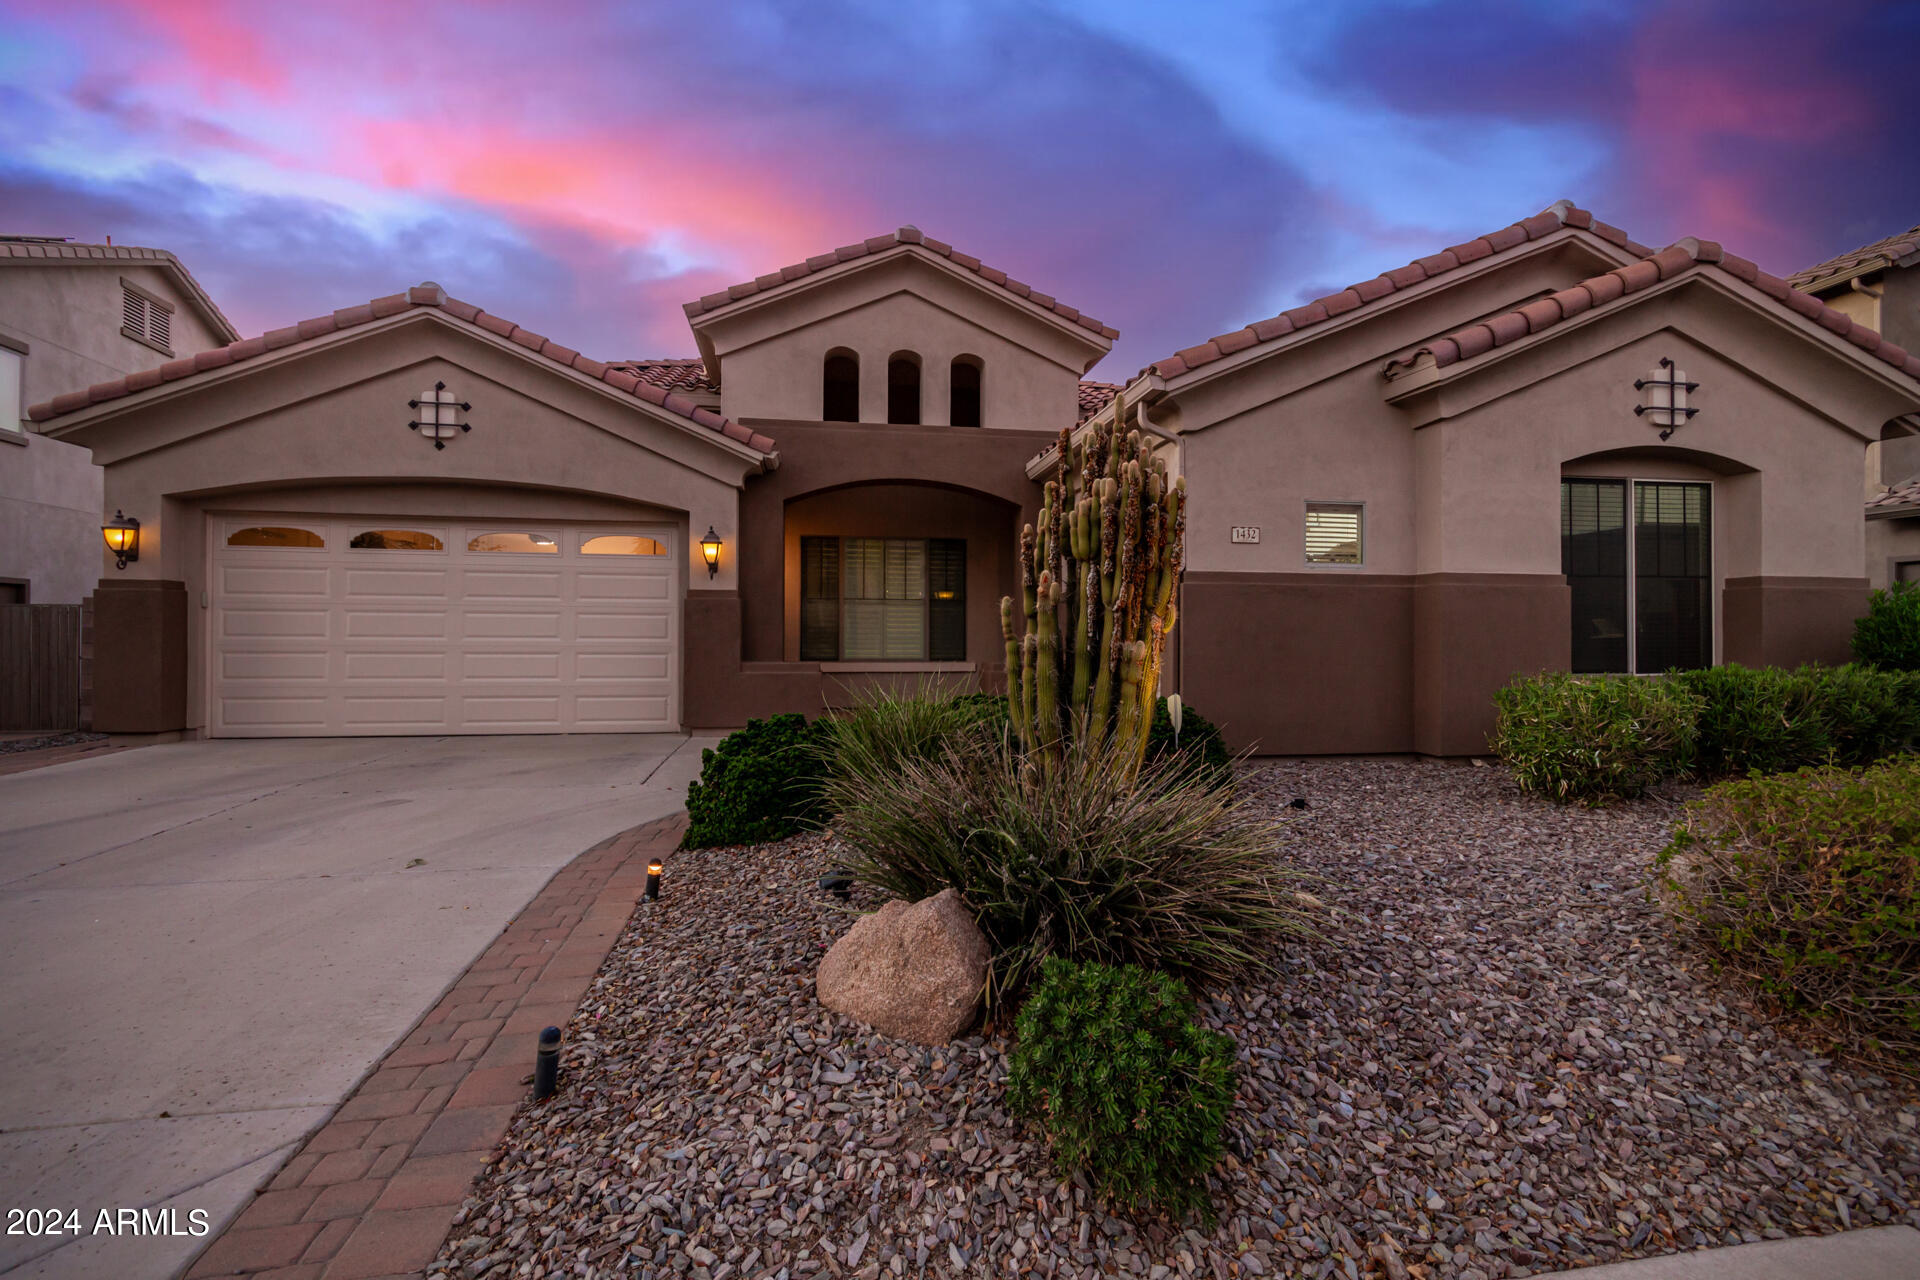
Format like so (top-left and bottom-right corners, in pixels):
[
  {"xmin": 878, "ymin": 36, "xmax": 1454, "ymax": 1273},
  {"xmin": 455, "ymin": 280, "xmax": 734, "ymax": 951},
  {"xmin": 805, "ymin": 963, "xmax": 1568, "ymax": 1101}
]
[
  {"xmin": 683, "ymin": 227, "xmax": 1118, "ymax": 342},
  {"xmin": 28, "ymin": 284, "xmax": 777, "ymax": 457}
]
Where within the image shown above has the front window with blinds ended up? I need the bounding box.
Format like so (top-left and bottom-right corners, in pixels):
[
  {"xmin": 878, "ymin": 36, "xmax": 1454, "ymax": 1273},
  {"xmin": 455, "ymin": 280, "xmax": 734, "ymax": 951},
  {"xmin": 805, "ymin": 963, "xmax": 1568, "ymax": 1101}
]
[
  {"xmin": 1304, "ymin": 502, "xmax": 1363, "ymax": 565},
  {"xmin": 1561, "ymin": 478, "xmax": 1711, "ymax": 673},
  {"xmin": 800, "ymin": 537, "xmax": 965, "ymax": 661},
  {"xmin": 121, "ymin": 281, "xmax": 174, "ymax": 354}
]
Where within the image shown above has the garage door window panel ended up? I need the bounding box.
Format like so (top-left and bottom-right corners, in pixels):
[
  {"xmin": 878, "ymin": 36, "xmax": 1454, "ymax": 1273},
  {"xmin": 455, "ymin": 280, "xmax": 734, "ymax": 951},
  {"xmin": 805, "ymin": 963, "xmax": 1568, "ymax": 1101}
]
[
  {"xmin": 349, "ymin": 529, "xmax": 444, "ymax": 551},
  {"xmin": 228, "ymin": 526, "xmax": 325, "ymax": 549},
  {"xmin": 467, "ymin": 532, "xmax": 558, "ymax": 553},
  {"xmin": 580, "ymin": 535, "xmax": 666, "ymax": 556}
]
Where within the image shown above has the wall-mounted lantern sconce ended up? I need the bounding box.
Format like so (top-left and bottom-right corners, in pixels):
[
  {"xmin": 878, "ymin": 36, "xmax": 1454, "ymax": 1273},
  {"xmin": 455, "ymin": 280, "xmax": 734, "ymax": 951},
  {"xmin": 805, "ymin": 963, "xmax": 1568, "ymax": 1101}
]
[
  {"xmin": 1635, "ymin": 357, "xmax": 1698, "ymax": 442},
  {"xmin": 700, "ymin": 526, "xmax": 722, "ymax": 579},
  {"xmin": 102, "ymin": 510, "xmax": 140, "ymax": 569}
]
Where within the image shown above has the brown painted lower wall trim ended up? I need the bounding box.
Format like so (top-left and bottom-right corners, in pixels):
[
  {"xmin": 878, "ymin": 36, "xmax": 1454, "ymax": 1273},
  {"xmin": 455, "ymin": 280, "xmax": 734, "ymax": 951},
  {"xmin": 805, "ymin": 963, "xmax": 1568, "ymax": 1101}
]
[
  {"xmin": 1722, "ymin": 576, "xmax": 1867, "ymax": 669},
  {"xmin": 1412, "ymin": 574, "xmax": 1569, "ymax": 757},
  {"xmin": 90, "ymin": 578, "xmax": 187, "ymax": 733}
]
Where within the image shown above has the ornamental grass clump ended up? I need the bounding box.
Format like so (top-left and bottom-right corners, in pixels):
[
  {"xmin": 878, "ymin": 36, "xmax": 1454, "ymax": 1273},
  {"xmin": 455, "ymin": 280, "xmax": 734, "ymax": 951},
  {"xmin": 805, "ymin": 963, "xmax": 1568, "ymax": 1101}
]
[
  {"xmin": 816, "ymin": 685, "xmax": 1010, "ymax": 782},
  {"xmin": 824, "ymin": 730, "xmax": 1319, "ymax": 1005},
  {"xmin": 1490, "ymin": 672, "xmax": 1700, "ymax": 803},
  {"xmin": 1008, "ymin": 958, "xmax": 1237, "ymax": 1222},
  {"xmin": 1655, "ymin": 755, "xmax": 1920, "ymax": 1065}
]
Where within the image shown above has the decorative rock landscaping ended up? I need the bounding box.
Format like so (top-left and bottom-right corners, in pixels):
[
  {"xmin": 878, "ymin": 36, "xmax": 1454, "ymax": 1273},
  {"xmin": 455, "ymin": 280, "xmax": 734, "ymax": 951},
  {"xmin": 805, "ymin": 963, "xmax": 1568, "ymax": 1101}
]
[{"xmin": 430, "ymin": 758, "xmax": 1920, "ymax": 1280}]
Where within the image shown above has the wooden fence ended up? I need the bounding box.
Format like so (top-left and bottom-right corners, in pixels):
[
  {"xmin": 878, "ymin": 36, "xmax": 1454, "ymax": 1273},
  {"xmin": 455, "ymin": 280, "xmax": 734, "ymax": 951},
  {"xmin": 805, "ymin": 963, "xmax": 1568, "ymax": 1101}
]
[{"xmin": 0, "ymin": 604, "xmax": 82, "ymax": 731}]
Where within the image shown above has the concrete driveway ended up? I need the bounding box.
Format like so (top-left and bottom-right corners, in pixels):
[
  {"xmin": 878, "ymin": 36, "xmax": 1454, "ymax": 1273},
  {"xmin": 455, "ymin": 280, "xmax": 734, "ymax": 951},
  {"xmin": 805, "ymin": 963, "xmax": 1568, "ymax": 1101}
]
[{"xmin": 0, "ymin": 734, "xmax": 709, "ymax": 1279}]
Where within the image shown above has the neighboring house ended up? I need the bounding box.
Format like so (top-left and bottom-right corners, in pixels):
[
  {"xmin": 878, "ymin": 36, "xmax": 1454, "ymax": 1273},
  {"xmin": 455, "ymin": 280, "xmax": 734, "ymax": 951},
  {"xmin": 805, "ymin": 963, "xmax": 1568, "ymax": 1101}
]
[
  {"xmin": 23, "ymin": 207, "xmax": 1920, "ymax": 751},
  {"xmin": 1788, "ymin": 221, "xmax": 1920, "ymax": 589},
  {"xmin": 0, "ymin": 236, "xmax": 237, "ymax": 603}
]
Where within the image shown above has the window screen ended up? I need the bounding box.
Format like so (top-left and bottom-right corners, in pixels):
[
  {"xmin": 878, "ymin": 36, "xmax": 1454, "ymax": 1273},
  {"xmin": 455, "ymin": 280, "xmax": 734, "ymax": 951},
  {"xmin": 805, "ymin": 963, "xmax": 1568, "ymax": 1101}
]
[
  {"xmin": 929, "ymin": 539, "xmax": 966, "ymax": 661},
  {"xmin": 1305, "ymin": 502, "xmax": 1363, "ymax": 564},
  {"xmin": 0, "ymin": 348, "xmax": 22, "ymax": 432},
  {"xmin": 800, "ymin": 537, "xmax": 841, "ymax": 661},
  {"xmin": 1634, "ymin": 482, "xmax": 1711, "ymax": 672},
  {"xmin": 1561, "ymin": 480, "xmax": 1628, "ymax": 673}
]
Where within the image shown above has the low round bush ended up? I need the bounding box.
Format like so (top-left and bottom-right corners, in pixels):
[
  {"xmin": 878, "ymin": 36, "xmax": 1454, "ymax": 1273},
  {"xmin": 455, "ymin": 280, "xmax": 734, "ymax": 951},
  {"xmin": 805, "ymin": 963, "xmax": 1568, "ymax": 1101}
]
[
  {"xmin": 1656, "ymin": 755, "xmax": 1920, "ymax": 1064},
  {"xmin": 1490, "ymin": 673, "xmax": 1700, "ymax": 802},
  {"xmin": 680, "ymin": 714, "xmax": 826, "ymax": 849},
  {"xmin": 1145, "ymin": 697, "xmax": 1232, "ymax": 789},
  {"xmin": 1008, "ymin": 957, "xmax": 1237, "ymax": 1221},
  {"xmin": 1852, "ymin": 581, "xmax": 1920, "ymax": 672},
  {"xmin": 1672, "ymin": 664, "xmax": 1826, "ymax": 778}
]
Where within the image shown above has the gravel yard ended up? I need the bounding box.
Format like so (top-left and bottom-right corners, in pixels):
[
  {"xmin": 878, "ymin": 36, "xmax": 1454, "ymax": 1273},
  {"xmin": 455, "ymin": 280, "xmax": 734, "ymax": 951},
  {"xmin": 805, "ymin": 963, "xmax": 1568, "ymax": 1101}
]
[{"xmin": 430, "ymin": 758, "xmax": 1920, "ymax": 1280}]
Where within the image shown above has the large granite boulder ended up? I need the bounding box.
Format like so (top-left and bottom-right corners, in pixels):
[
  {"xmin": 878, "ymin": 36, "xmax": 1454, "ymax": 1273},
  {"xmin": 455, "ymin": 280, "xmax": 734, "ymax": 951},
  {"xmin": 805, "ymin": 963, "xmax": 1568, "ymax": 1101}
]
[{"xmin": 816, "ymin": 889, "xmax": 989, "ymax": 1044}]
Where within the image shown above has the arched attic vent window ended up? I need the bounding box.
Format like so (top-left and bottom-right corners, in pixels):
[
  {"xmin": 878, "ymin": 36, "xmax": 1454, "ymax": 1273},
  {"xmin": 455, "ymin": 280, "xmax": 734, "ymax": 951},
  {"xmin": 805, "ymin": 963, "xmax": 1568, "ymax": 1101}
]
[
  {"xmin": 887, "ymin": 353, "xmax": 921, "ymax": 425},
  {"xmin": 950, "ymin": 356, "xmax": 982, "ymax": 428},
  {"xmin": 822, "ymin": 351, "xmax": 859, "ymax": 422}
]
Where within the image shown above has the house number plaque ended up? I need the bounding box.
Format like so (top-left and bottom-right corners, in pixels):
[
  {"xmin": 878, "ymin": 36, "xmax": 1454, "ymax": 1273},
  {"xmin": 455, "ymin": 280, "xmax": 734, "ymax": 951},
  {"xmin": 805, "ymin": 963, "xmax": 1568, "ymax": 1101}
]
[{"xmin": 1231, "ymin": 526, "xmax": 1260, "ymax": 544}]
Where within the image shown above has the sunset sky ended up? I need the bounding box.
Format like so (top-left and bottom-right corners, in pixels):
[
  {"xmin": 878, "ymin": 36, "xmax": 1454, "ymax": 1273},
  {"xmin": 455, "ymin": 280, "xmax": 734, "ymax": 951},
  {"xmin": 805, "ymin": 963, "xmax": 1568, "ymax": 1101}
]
[{"xmin": 3, "ymin": 0, "xmax": 1915, "ymax": 377}]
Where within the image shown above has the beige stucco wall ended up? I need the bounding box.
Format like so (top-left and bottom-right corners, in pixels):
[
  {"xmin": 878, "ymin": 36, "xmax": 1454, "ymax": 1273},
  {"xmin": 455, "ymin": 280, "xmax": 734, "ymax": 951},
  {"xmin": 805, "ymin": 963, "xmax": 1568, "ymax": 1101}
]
[
  {"xmin": 0, "ymin": 432, "xmax": 101, "ymax": 603},
  {"xmin": 47, "ymin": 312, "xmax": 759, "ymax": 732},
  {"xmin": 1867, "ymin": 515, "xmax": 1920, "ymax": 589},
  {"xmin": 701, "ymin": 254, "xmax": 1102, "ymax": 429},
  {"xmin": 0, "ymin": 261, "xmax": 229, "ymax": 410}
]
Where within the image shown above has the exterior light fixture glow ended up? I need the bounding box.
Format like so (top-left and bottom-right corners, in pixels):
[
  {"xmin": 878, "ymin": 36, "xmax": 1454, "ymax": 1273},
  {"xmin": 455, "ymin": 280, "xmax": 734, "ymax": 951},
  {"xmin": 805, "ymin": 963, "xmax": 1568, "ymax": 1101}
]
[
  {"xmin": 646, "ymin": 860, "xmax": 663, "ymax": 901},
  {"xmin": 700, "ymin": 526, "xmax": 722, "ymax": 579},
  {"xmin": 102, "ymin": 510, "xmax": 140, "ymax": 569}
]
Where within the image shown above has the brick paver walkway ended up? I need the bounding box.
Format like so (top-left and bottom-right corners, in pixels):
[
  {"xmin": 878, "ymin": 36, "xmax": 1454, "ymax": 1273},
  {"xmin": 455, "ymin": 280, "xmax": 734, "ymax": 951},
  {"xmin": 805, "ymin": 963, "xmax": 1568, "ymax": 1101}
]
[{"xmin": 180, "ymin": 812, "xmax": 686, "ymax": 1280}]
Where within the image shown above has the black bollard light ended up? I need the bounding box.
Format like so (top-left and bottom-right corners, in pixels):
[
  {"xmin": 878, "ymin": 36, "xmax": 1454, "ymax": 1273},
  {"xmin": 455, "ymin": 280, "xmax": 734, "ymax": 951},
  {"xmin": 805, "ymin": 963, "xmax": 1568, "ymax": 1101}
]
[
  {"xmin": 819, "ymin": 872, "xmax": 852, "ymax": 901},
  {"xmin": 533, "ymin": 1025, "xmax": 561, "ymax": 1100},
  {"xmin": 646, "ymin": 859, "xmax": 663, "ymax": 901}
]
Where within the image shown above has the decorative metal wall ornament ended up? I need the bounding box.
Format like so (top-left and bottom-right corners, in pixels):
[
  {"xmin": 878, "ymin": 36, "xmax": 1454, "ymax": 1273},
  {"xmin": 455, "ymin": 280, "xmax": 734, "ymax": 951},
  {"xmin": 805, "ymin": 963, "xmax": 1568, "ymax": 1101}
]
[
  {"xmin": 1634, "ymin": 358, "xmax": 1698, "ymax": 441},
  {"xmin": 408, "ymin": 382, "xmax": 472, "ymax": 449}
]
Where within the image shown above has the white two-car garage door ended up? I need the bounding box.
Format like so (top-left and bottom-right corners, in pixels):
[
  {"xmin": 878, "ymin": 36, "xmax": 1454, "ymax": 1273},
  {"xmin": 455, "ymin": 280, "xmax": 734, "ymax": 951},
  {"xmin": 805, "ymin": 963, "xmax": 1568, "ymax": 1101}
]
[{"xmin": 210, "ymin": 515, "xmax": 679, "ymax": 736}]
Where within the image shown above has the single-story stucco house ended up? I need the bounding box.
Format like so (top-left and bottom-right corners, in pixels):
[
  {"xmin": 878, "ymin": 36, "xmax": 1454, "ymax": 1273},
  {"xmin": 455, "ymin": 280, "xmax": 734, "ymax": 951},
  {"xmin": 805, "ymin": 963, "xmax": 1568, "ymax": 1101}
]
[{"xmin": 22, "ymin": 202, "xmax": 1920, "ymax": 753}]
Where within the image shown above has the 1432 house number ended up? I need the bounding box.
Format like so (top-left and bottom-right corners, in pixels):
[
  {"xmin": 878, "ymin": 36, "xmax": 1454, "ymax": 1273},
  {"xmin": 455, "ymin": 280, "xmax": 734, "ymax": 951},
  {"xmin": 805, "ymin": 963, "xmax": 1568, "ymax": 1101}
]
[{"xmin": 1230, "ymin": 526, "xmax": 1260, "ymax": 544}]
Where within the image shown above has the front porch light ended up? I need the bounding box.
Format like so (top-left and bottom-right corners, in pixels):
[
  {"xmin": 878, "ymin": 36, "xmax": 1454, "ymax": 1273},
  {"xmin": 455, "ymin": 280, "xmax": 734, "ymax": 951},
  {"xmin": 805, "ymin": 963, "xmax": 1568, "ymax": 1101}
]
[
  {"xmin": 700, "ymin": 526, "xmax": 722, "ymax": 579},
  {"xmin": 102, "ymin": 510, "xmax": 140, "ymax": 569}
]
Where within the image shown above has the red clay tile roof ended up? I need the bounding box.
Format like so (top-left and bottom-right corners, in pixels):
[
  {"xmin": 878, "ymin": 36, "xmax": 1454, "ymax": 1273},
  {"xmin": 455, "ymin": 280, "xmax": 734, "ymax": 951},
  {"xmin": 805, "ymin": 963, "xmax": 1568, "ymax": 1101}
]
[
  {"xmin": 1, "ymin": 236, "xmax": 240, "ymax": 342},
  {"xmin": 1077, "ymin": 381, "xmax": 1121, "ymax": 423},
  {"xmin": 26, "ymin": 284, "xmax": 777, "ymax": 456},
  {"xmin": 1867, "ymin": 475, "xmax": 1920, "ymax": 516},
  {"xmin": 1789, "ymin": 222, "xmax": 1920, "ymax": 292},
  {"xmin": 609, "ymin": 357, "xmax": 719, "ymax": 394},
  {"xmin": 1147, "ymin": 201, "xmax": 1651, "ymax": 381},
  {"xmin": 682, "ymin": 227, "xmax": 1119, "ymax": 342},
  {"xmin": 1382, "ymin": 237, "xmax": 1920, "ymax": 383}
]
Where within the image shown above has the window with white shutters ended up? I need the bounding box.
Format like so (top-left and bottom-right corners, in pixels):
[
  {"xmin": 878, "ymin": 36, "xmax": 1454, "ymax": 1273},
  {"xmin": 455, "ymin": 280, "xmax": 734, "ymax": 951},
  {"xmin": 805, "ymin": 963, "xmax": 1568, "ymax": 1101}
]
[{"xmin": 1304, "ymin": 502, "xmax": 1363, "ymax": 565}]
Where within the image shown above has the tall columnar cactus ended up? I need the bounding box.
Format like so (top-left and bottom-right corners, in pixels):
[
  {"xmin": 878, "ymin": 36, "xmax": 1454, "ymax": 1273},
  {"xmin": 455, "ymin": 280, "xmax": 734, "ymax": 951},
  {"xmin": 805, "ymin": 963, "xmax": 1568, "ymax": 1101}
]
[{"xmin": 1002, "ymin": 395, "xmax": 1187, "ymax": 772}]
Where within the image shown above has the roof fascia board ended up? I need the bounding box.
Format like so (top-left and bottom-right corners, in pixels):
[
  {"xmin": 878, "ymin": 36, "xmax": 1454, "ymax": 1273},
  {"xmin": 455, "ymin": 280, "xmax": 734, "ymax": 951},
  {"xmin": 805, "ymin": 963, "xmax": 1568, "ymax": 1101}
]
[
  {"xmin": 1155, "ymin": 228, "xmax": 1642, "ymax": 405},
  {"xmin": 1383, "ymin": 270, "xmax": 1920, "ymax": 413},
  {"xmin": 687, "ymin": 244, "xmax": 1113, "ymax": 360},
  {"xmin": 44, "ymin": 308, "xmax": 774, "ymax": 472}
]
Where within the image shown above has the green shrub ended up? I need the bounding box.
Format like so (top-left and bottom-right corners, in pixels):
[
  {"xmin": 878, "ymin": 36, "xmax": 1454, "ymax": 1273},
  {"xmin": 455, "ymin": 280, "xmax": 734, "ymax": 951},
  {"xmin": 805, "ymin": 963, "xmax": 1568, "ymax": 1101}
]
[
  {"xmin": 1853, "ymin": 580, "xmax": 1920, "ymax": 672},
  {"xmin": 1144, "ymin": 697, "xmax": 1232, "ymax": 789},
  {"xmin": 1673, "ymin": 664, "xmax": 1826, "ymax": 778},
  {"xmin": 1008, "ymin": 958, "xmax": 1237, "ymax": 1221},
  {"xmin": 680, "ymin": 714, "xmax": 826, "ymax": 849},
  {"xmin": 1802, "ymin": 664, "xmax": 1920, "ymax": 766},
  {"xmin": 1490, "ymin": 673, "xmax": 1700, "ymax": 802},
  {"xmin": 825, "ymin": 732, "xmax": 1321, "ymax": 1003},
  {"xmin": 1656, "ymin": 756, "xmax": 1920, "ymax": 1063}
]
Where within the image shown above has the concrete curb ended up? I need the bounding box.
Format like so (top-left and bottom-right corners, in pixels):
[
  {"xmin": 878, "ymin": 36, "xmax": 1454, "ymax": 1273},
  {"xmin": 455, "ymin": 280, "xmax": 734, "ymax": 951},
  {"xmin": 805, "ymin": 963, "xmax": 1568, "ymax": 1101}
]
[
  {"xmin": 177, "ymin": 811, "xmax": 687, "ymax": 1280},
  {"xmin": 1535, "ymin": 1225, "xmax": 1920, "ymax": 1279}
]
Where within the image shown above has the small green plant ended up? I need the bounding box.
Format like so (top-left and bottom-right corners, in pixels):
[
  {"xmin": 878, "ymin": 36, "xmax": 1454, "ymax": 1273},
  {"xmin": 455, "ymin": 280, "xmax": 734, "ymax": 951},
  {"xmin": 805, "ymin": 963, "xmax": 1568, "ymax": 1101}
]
[
  {"xmin": 1490, "ymin": 673, "xmax": 1700, "ymax": 802},
  {"xmin": 680, "ymin": 714, "xmax": 826, "ymax": 849},
  {"xmin": 1656, "ymin": 756, "xmax": 1920, "ymax": 1065},
  {"xmin": 826, "ymin": 730, "xmax": 1320, "ymax": 1002},
  {"xmin": 1144, "ymin": 696, "xmax": 1232, "ymax": 789},
  {"xmin": 1853, "ymin": 580, "xmax": 1920, "ymax": 672},
  {"xmin": 1672, "ymin": 664, "xmax": 1826, "ymax": 778},
  {"xmin": 1801, "ymin": 664, "xmax": 1920, "ymax": 766},
  {"xmin": 1008, "ymin": 958, "xmax": 1237, "ymax": 1221}
]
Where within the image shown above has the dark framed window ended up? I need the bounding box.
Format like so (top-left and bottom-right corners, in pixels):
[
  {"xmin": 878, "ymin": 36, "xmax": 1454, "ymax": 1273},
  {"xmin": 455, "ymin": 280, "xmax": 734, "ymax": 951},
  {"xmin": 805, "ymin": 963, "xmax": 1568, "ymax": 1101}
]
[
  {"xmin": 800, "ymin": 536, "xmax": 965, "ymax": 661},
  {"xmin": 887, "ymin": 354, "xmax": 921, "ymax": 425},
  {"xmin": 950, "ymin": 357, "xmax": 982, "ymax": 428},
  {"xmin": 823, "ymin": 352, "xmax": 859, "ymax": 422},
  {"xmin": 1560, "ymin": 478, "xmax": 1710, "ymax": 673}
]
